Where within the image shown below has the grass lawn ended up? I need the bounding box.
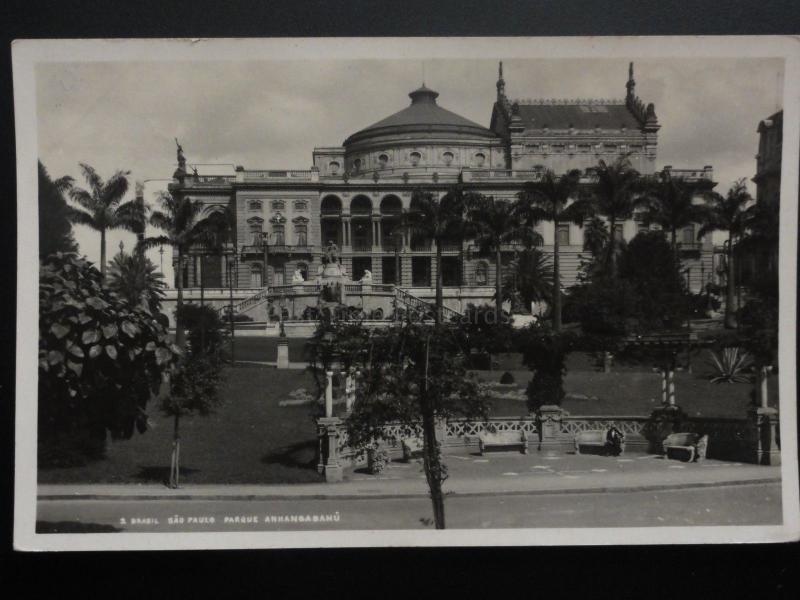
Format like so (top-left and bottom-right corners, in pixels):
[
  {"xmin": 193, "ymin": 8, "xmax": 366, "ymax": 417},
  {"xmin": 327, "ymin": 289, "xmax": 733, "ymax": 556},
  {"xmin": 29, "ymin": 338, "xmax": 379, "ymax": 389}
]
[
  {"xmin": 232, "ymin": 337, "xmax": 312, "ymax": 363},
  {"xmin": 39, "ymin": 366, "xmax": 325, "ymax": 485},
  {"xmin": 39, "ymin": 347, "xmax": 776, "ymax": 485},
  {"xmin": 477, "ymin": 368, "xmax": 777, "ymax": 418}
]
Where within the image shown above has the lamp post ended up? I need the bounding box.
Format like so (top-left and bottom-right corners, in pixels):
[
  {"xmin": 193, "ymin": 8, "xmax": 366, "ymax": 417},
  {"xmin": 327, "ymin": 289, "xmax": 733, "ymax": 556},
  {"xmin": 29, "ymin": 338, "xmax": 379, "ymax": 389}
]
[
  {"xmin": 261, "ymin": 231, "xmax": 271, "ymax": 289},
  {"xmin": 227, "ymin": 248, "xmax": 237, "ymax": 365}
]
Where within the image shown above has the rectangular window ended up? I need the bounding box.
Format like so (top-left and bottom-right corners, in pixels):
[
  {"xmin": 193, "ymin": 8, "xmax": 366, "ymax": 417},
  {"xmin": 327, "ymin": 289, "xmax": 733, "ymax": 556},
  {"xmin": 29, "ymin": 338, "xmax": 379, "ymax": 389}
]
[
  {"xmin": 441, "ymin": 256, "xmax": 462, "ymax": 287},
  {"xmin": 272, "ymin": 225, "xmax": 285, "ymax": 246},
  {"xmin": 613, "ymin": 224, "xmax": 624, "ymax": 242},
  {"xmin": 682, "ymin": 225, "xmax": 695, "ymax": 244},
  {"xmin": 295, "ymin": 225, "xmax": 308, "ymax": 246},
  {"xmin": 382, "ymin": 256, "xmax": 398, "ymax": 285},
  {"xmin": 411, "ymin": 257, "xmax": 431, "ymax": 287},
  {"xmin": 556, "ymin": 224, "xmax": 570, "ymax": 246}
]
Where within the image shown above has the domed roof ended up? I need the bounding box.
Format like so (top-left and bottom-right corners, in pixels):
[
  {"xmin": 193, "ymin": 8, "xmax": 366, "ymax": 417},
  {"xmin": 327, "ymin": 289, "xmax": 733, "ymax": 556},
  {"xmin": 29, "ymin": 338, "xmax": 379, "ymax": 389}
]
[{"xmin": 344, "ymin": 85, "xmax": 498, "ymax": 146}]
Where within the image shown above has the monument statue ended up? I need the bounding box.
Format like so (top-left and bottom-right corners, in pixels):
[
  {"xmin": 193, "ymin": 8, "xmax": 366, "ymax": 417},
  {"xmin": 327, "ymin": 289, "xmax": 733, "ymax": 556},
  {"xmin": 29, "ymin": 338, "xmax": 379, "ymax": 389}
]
[
  {"xmin": 292, "ymin": 268, "xmax": 305, "ymax": 284},
  {"xmin": 360, "ymin": 269, "xmax": 373, "ymax": 284},
  {"xmin": 324, "ymin": 239, "xmax": 339, "ymax": 265},
  {"xmin": 175, "ymin": 138, "xmax": 186, "ymax": 170}
]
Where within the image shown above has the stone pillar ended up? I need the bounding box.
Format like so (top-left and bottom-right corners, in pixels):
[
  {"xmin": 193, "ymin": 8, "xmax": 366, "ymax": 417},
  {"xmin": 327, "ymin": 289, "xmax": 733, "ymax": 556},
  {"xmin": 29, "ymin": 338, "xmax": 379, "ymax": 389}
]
[
  {"xmin": 344, "ymin": 373, "xmax": 355, "ymax": 413},
  {"xmin": 372, "ymin": 216, "xmax": 381, "ymax": 250},
  {"xmin": 602, "ymin": 351, "xmax": 613, "ymax": 373},
  {"xmin": 667, "ymin": 367, "xmax": 676, "ymax": 406},
  {"xmin": 434, "ymin": 415, "xmax": 448, "ymax": 445},
  {"xmin": 325, "ymin": 371, "xmax": 334, "ymax": 417},
  {"xmin": 749, "ymin": 406, "xmax": 781, "ymax": 465},
  {"xmin": 342, "ymin": 216, "xmax": 351, "ymax": 250},
  {"xmin": 276, "ymin": 338, "xmax": 289, "ymax": 369},
  {"xmin": 661, "ymin": 369, "xmax": 668, "ymax": 405},
  {"xmin": 317, "ymin": 416, "xmax": 343, "ymax": 482},
  {"xmin": 538, "ymin": 405, "xmax": 566, "ymax": 441}
]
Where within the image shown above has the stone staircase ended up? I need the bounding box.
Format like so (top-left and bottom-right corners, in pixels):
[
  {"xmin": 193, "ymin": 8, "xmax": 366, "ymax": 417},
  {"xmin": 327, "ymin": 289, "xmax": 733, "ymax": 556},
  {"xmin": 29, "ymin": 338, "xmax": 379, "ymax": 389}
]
[{"xmin": 220, "ymin": 283, "xmax": 463, "ymax": 322}]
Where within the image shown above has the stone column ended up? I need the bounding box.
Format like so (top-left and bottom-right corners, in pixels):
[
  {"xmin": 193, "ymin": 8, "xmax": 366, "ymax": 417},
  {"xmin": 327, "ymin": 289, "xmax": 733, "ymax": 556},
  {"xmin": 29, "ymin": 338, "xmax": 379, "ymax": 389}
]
[
  {"xmin": 325, "ymin": 370, "xmax": 334, "ymax": 417},
  {"xmin": 317, "ymin": 416, "xmax": 343, "ymax": 482},
  {"xmin": 749, "ymin": 405, "xmax": 780, "ymax": 466}
]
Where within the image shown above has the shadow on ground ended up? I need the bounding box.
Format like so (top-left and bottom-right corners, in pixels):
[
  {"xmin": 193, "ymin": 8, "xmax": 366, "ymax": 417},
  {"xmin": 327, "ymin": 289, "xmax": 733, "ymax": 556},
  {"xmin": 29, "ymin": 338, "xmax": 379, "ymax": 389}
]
[
  {"xmin": 133, "ymin": 465, "xmax": 200, "ymax": 484},
  {"xmin": 261, "ymin": 439, "xmax": 319, "ymax": 471},
  {"xmin": 36, "ymin": 521, "xmax": 122, "ymax": 533}
]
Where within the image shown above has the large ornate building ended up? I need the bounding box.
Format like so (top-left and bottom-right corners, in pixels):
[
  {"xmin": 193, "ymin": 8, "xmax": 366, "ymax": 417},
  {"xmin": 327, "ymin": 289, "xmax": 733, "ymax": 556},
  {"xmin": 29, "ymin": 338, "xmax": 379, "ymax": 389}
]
[{"xmin": 163, "ymin": 63, "xmax": 716, "ymax": 326}]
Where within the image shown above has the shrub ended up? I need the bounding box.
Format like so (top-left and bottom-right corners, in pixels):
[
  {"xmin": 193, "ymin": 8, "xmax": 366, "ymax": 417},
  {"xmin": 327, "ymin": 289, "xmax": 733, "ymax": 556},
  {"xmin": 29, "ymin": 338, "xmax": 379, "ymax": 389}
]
[
  {"xmin": 38, "ymin": 253, "xmax": 179, "ymax": 465},
  {"xmin": 707, "ymin": 347, "xmax": 753, "ymax": 384},
  {"xmin": 499, "ymin": 371, "xmax": 515, "ymax": 385}
]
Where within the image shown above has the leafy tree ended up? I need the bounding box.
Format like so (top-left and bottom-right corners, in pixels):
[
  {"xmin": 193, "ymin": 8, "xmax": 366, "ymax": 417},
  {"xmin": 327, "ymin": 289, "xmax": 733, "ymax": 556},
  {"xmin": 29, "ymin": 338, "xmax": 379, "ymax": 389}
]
[
  {"xmin": 141, "ymin": 191, "xmax": 207, "ymax": 348},
  {"xmin": 404, "ymin": 187, "xmax": 468, "ymax": 323},
  {"xmin": 698, "ymin": 179, "xmax": 753, "ymax": 328},
  {"xmin": 517, "ymin": 169, "xmax": 593, "ymax": 330},
  {"xmin": 636, "ymin": 172, "xmax": 711, "ymax": 255},
  {"xmin": 502, "ymin": 247, "xmax": 553, "ymax": 312},
  {"xmin": 318, "ymin": 321, "xmax": 489, "ymax": 529},
  {"xmin": 516, "ymin": 324, "xmax": 577, "ymax": 412},
  {"xmin": 563, "ymin": 276, "xmax": 640, "ymax": 336},
  {"xmin": 618, "ymin": 231, "xmax": 690, "ymax": 330},
  {"xmin": 453, "ymin": 304, "xmax": 516, "ymax": 360},
  {"xmin": 163, "ymin": 304, "xmax": 227, "ymax": 488},
  {"xmin": 740, "ymin": 197, "xmax": 780, "ymax": 300},
  {"xmin": 586, "ymin": 156, "xmax": 642, "ymax": 276},
  {"xmin": 467, "ymin": 194, "xmax": 542, "ymax": 320},
  {"xmin": 38, "ymin": 161, "xmax": 77, "ymax": 258},
  {"xmin": 106, "ymin": 247, "xmax": 166, "ymax": 316},
  {"xmin": 66, "ymin": 163, "xmax": 142, "ymax": 277},
  {"xmin": 38, "ymin": 253, "xmax": 179, "ymax": 466}
]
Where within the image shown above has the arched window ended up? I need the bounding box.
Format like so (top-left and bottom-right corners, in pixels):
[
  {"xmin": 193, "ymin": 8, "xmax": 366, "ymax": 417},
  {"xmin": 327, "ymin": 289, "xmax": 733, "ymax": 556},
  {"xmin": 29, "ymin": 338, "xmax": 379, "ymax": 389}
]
[
  {"xmin": 682, "ymin": 225, "xmax": 695, "ymax": 244},
  {"xmin": 443, "ymin": 151, "xmax": 454, "ymax": 166},
  {"xmin": 353, "ymin": 158, "xmax": 362, "ymax": 172},
  {"xmin": 321, "ymin": 195, "xmax": 342, "ymax": 216},
  {"xmin": 409, "ymin": 151, "xmax": 421, "ymax": 166},
  {"xmin": 328, "ymin": 161, "xmax": 340, "ymax": 175},
  {"xmin": 474, "ymin": 153, "xmax": 486, "ymax": 167},
  {"xmin": 351, "ymin": 195, "xmax": 372, "ymax": 216},
  {"xmin": 378, "ymin": 154, "xmax": 389, "ymax": 167},
  {"xmin": 475, "ymin": 261, "xmax": 489, "ymax": 285}
]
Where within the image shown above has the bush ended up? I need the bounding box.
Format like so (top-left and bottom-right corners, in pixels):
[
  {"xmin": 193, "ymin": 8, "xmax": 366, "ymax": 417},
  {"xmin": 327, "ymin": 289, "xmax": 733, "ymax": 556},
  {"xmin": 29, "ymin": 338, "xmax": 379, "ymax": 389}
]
[
  {"xmin": 499, "ymin": 371, "xmax": 515, "ymax": 385},
  {"xmin": 38, "ymin": 253, "xmax": 179, "ymax": 465},
  {"xmin": 516, "ymin": 324, "xmax": 575, "ymax": 411}
]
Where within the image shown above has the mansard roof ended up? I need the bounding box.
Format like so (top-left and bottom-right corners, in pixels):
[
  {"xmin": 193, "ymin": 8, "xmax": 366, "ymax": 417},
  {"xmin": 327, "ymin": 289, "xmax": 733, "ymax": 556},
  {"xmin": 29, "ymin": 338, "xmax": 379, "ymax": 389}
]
[{"xmin": 512, "ymin": 99, "xmax": 642, "ymax": 131}]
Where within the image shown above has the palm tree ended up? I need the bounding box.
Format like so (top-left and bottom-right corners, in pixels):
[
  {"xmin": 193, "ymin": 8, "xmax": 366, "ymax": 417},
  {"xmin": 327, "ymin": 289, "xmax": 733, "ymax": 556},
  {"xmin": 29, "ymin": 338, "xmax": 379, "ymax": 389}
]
[
  {"xmin": 66, "ymin": 163, "xmax": 141, "ymax": 276},
  {"xmin": 467, "ymin": 194, "xmax": 543, "ymax": 320},
  {"xmin": 740, "ymin": 197, "xmax": 780, "ymax": 299},
  {"xmin": 517, "ymin": 169, "xmax": 593, "ymax": 331},
  {"xmin": 503, "ymin": 247, "xmax": 554, "ymax": 314},
  {"xmin": 404, "ymin": 188, "xmax": 468, "ymax": 323},
  {"xmin": 587, "ymin": 156, "xmax": 642, "ymax": 277},
  {"xmin": 140, "ymin": 191, "xmax": 207, "ymax": 348},
  {"xmin": 106, "ymin": 247, "xmax": 165, "ymax": 315},
  {"xmin": 637, "ymin": 171, "xmax": 712, "ymax": 257},
  {"xmin": 698, "ymin": 179, "xmax": 753, "ymax": 328}
]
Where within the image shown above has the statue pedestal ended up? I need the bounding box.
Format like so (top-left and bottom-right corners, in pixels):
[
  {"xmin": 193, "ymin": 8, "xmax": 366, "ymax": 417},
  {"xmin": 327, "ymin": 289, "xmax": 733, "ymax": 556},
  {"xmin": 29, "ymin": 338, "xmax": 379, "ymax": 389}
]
[
  {"xmin": 317, "ymin": 417, "xmax": 343, "ymax": 482},
  {"xmin": 276, "ymin": 339, "xmax": 289, "ymax": 369}
]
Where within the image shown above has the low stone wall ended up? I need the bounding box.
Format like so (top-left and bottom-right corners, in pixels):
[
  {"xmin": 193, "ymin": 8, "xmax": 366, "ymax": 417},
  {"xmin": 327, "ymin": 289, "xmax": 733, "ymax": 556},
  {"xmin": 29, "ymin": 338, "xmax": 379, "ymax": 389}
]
[{"xmin": 317, "ymin": 407, "xmax": 779, "ymax": 480}]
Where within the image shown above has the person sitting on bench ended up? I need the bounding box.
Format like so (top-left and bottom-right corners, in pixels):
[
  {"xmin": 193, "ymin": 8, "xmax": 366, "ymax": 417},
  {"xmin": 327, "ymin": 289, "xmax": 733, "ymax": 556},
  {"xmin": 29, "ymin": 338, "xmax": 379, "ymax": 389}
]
[{"xmin": 605, "ymin": 426, "xmax": 625, "ymax": 456}]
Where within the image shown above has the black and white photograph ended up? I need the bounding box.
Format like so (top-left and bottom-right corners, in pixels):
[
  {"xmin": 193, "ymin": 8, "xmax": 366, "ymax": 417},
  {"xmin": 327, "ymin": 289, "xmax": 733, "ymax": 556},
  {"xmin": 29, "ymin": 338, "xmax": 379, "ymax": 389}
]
[{"xmin": 12, "ymin": 36, "xmax": 800, "ymax": 550}]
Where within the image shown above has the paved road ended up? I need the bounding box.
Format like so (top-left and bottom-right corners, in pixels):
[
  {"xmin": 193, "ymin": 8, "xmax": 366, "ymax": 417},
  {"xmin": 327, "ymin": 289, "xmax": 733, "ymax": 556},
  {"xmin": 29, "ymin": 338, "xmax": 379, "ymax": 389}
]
[{"xmin": 37, "ymin": 483, "xmax": 781, "ymax": 533}]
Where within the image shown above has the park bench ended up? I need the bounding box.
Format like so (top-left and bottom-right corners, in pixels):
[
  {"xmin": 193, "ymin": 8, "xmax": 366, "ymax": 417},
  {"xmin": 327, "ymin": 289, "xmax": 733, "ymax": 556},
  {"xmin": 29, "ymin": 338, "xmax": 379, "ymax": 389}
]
[
  {"xmin": 574, "ymin": 430, "xmax": 625, "ymax": 455},
  {"xmin": 401, "ymin": 437, "xmax": 425, "ymax": 461},
  {"xmin": 662, "ymin": 433, "xmax": 708, "ymax": 462},
  {"xmin": 478, "ymin": 431, "xmax": 528, "ymax": 455}
]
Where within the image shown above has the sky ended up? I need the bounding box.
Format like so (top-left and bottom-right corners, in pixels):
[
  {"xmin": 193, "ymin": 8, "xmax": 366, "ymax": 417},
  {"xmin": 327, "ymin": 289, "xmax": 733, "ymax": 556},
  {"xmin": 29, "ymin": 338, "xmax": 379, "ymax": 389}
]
[{"xmin": 36, "ymin": 57, "xmax": 785, "ymax": 284}]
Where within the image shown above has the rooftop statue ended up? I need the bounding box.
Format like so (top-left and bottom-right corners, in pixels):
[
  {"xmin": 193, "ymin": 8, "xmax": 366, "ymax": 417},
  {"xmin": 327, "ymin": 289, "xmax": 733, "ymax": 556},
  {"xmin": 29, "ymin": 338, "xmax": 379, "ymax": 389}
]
[{"xmin": 175, "ymin": 138, "xmax": 186, "ymax": 170}]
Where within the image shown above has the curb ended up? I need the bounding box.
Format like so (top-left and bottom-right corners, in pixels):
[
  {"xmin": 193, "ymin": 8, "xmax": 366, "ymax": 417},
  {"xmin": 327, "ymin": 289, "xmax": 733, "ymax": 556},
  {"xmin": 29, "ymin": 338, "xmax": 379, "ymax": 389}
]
[{"xmin": 37, "ymin": 477, "xmax": 781, "ymax": 502}]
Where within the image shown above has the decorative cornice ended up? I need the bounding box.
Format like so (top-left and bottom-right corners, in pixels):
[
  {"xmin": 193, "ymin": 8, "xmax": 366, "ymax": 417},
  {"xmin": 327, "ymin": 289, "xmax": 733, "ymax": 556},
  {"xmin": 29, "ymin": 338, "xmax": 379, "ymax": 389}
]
[{"xmin": 512, "ymin": 98, "xmax": 625, "ymax": 106}]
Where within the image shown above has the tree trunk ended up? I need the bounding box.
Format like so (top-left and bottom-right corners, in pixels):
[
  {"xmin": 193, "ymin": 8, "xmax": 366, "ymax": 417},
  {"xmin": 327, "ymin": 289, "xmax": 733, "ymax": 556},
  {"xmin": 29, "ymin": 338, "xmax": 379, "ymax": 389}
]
[
  {"xmin": 725, "ymin": 233, "xmax": 736, "ymax": 329},
  {"xmin": 607, "ymin": 216, "xmax": 617, "ymax": 277},
  {"xmin": 435, "ymin": 242, "xmax": 443, "ymax": 324},
  {"xmin": 552, "ymin": 218, "xmax": 561, "ymax": 332},
  {"xmin": 100, "ymin": 228, "xmax": 107, "ymax": 277},
  {"xmin": 495, "ymin": 246, "xmax": 503, "ymax": 322},
  {"xmin": 671, "ymin": 227, "xmax": 679, "ymax": 267},
  {"xmin": 200, "ymin": 255, "xmax": 206, "ymax": 353},
  {"xmin": 175, "ymin": 248, "xmax": 185, "ymax": 348},
  {"xmin": 421, "ymin": 394, "xmax": 445, "ymax": 529},
  {"xmin": 169, "ymin": 412, "xmax": 181, "ymax": 488}
]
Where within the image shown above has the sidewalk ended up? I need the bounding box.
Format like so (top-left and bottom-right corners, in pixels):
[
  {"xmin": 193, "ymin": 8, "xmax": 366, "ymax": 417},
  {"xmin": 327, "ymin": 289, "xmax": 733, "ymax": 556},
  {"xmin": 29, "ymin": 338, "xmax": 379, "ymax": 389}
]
[{"xmin": 38, "ymin": 453, "xmax": 781, "ymax": 501}]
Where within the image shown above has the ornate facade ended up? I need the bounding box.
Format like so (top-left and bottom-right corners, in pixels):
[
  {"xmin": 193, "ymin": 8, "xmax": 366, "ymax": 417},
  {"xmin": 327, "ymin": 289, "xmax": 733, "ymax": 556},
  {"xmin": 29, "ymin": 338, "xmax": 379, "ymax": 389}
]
[{"xmin": 165, "ymin": 63, "xmax": 716, "ymax": 322}]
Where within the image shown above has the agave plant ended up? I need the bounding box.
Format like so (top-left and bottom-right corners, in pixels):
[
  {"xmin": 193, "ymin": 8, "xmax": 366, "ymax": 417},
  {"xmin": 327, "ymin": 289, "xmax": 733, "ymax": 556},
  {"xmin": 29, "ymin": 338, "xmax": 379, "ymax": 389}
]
[{"xmin": 707, "ymin": 347, "xmax": 753, "ymax": 384}]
